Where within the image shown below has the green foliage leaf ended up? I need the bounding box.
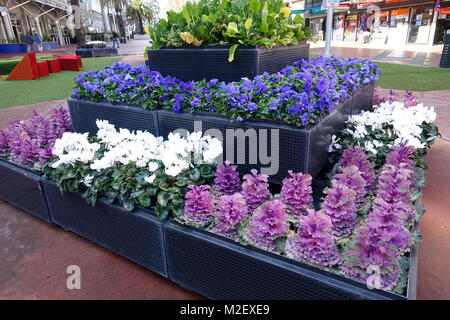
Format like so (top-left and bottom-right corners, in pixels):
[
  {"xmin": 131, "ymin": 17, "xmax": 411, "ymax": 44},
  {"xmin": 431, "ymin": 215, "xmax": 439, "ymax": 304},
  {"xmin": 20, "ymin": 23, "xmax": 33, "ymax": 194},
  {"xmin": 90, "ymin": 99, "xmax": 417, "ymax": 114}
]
[
  {"xmin": 228, "ymin": 44, "xmax": 239, "ymax": 62},
  {"xmin": 227, "ymin": 22, "xmax": 239, "ymax": 34},
  {"xmin": 249, "ymin": 0, "xmax": 261, "ymax": 13},
  {"xmin": 157, "ymin": 190, "xmax": 171, "ymax": 207},
  {"xmin": 244, "ymin": 18, "xmax": 253, "ymax": 30}
]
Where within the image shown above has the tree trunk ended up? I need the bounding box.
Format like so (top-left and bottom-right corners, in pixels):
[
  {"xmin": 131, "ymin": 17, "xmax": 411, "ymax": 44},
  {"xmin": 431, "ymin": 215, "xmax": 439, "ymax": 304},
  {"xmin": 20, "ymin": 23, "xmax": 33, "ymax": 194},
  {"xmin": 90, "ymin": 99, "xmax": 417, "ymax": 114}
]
[
  {"xmin": 71, "ymin": 0, "xmax": 85, "ymax": 47},
  {"xmin": 138, "ymin": 13, "xmax": 144, "ymax": 35}
]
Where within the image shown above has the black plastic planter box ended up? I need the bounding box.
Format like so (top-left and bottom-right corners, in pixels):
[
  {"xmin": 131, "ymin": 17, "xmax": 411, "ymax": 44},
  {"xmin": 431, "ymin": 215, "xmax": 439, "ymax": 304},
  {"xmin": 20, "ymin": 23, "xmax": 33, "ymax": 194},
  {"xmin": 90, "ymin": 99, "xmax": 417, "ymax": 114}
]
[
  {"xmin": 75, "ymin": 48, "xmax": 118, "ymax": 58},
  {"xmin": 147, "ymin": 43, "xmax": 310, "ymax": 82},
  {"xmin": 164, "ymin": 221, "xmax": 417, "ymax": 300},
  {"xmin": 0, "ymin": 159, "xmax": 51, "ymax": 223},
  {"xmin": 158, "ymin": 97, "xmax": 353, "ymax": 184},
  {"xmin": 42, "ymin": 179, "xmax": 167, "ymax": 278},
  {"xmin": 351, "ymin": 83, "xmax": 375, "ymax": 115},
  {"xmin": 68, "ymin": 99, "xmax": 159, "ymax": 137}
]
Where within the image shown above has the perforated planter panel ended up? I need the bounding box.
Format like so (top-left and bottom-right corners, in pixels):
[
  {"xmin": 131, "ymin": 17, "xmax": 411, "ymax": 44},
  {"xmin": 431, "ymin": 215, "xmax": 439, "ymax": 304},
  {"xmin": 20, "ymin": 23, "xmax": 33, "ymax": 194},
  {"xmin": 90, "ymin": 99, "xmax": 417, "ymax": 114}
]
[
  {"xmin": 164, "ymin": 221, "xmax": 414, "ymax": 300},
  {"xmin": 158, "ymin": 98, "xmax": 352, "ymax": 184},
  {"xmin": 351, "ymin": 83, "xmax": 375, "ymax": 115},
  {"xmin": 440, "ymin": 34, "xmax": 450, "ymax": 68},
  {"xmin": 68, "ymin": 99, "xmax": 159, "ymax": 137},
  {"xmin": 42, "ymin": 180, "xmax": 167, "ymax": 278},
  {"xmin": 0, "ymin": 159, "xmax": 51, "ymax": 223},
  {"xmin": 147, "ymin": 43, "xmax": 310, "ymax": 82}
]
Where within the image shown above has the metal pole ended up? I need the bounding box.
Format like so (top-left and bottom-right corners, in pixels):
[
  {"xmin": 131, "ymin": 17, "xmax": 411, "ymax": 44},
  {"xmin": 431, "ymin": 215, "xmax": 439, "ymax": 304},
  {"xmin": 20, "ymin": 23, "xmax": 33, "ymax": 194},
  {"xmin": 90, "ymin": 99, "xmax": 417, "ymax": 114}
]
[{"xmin": 324, "ymin": 6, "xmax": 334, "ymax": 57}]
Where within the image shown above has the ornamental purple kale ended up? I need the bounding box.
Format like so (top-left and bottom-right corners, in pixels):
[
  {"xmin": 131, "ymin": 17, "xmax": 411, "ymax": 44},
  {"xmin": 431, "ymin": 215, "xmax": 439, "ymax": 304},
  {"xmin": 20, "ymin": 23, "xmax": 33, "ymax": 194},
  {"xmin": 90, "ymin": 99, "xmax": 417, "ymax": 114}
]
[
  {"xmin": 241, "ymin": 169, "xmax": 270, "ymax": 210},
  {"xmin": 212, "ymin": 193, "xmax": 248, "ymax": 239},
  {"xmin": 320, "ymin": 182, "xmax": 358, "ymax": 239},
  {"xmin": 368, "ymin": 197, "xmax": 416, "ymax": 229},
  {"xmin": 285, "ymin": 209, "xmax": 340, "ymax": 267},
  {"xmin": 404, "ymin": 90, "xmax": 420, "ymax": 107},
  {"xmin": 30, "ymin": 110, "xmax": 57, "ymax": 147},
  {"xmin": 338, "ymin": 146, "xmax": 376, "ymax": 189},
  {"xmin": 385, "ymin": 144, "xmax": 415, "ymax": 173},
  {"xmin": 280, "ymin": 170, "xmax": 313, "ymax": 217},
  {"xmin": 213, "ymin": 160, "xmax": 241, "ymax": 195},
  {"xmin": 183, "ymin": 185, "xmax": 214, "ymax": 225},
  {"xmin": 334, "ymin": 165, "xmax": 367, "ymax": 199},
  {"xmin": 0, "ymin": 129, "xmax": 9, "ymax": 157},
  {"xmin": 245, "ymin": 200, "xmax": 289, "ymax": 253},
  {"xmin": 50, "ymin": 107, "xmax": 72, "ymax": 136},
  {"xmin": 377, "ymin": 164, "xmax": 414, "ymax": 205},
  {"xmin": 340, "ymin": 217, "xmax": 411, "ymax": 291},
  {"xmin": 369, "ymin": 147, "xmax": 417, "ymax": 226}
]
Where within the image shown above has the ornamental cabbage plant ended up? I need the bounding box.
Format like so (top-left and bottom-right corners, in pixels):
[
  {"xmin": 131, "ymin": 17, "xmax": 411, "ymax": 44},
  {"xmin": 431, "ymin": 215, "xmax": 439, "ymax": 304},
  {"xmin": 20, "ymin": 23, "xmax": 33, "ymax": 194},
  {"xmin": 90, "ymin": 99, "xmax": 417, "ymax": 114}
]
[
  {"xmin": 44, "ymin": 120, "xmax": 222, "ymax": 220},
  {"xmin": 244, "ymin": 199, "xmax": 289, "ymax": 253},
  {"xmin": 212, "ymin": 193, "xmax": 249, "ymax": 239},
  {"xmin": 182, "ymin": 185, "xmax": 215, "ymax": 227},
  {"xmin": 285, "ymin": 209, "xmax": 340, "ymax": 268},
  {"xmin": 340, "ymin": 145, "xmax": 418, "ymax": 292},
  {"xmin": 0, "ymin": 108, "xmax": 72, "ymax": 170},
  {"xmin": 280, "ymin": 170, "xmax": 313, "ymax": 219},
  {"xmin": 213, "ymin": 160, "xmax": 241, "ymax": 195},
  {"xmin": 241, "ymin": 169, "xmax": 270, "ymax": 210}
]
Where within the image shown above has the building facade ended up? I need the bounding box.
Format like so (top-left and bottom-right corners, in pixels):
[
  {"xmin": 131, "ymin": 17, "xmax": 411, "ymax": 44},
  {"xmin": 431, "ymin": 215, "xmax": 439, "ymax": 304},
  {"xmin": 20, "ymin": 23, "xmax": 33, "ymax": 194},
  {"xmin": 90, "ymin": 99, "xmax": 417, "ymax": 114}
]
[
  {"xmin": 304, "ymin": 0, "xmax": 450, "ymax": 47},
  {"xmin": 0, "ymin": 0, "xmax": 129, "ymax": 45}
]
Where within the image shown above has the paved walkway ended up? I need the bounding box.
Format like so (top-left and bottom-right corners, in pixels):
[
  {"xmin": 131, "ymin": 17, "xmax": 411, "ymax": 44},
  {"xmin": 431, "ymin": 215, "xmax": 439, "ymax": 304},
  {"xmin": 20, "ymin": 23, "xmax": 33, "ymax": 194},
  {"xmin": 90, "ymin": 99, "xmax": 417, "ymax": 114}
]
[
  {"xmin": 0, "ymin": 34, "xmax": 150, "ymax": 60},
  {"xmin": 1, "ymin": 89, "xmax": 450, "ymax": 299},
  {"xmin": 310, "ymin": 46, "xmax": 442, "ymax": 67}
]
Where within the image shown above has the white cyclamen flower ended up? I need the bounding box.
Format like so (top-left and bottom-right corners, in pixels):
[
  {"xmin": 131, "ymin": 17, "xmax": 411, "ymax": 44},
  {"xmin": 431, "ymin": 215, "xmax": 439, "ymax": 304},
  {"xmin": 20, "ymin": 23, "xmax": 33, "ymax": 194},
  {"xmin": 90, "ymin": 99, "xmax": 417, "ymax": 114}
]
[{"xmin": 144, "ymin": 174, "xmax": 156, "ymax": 184}]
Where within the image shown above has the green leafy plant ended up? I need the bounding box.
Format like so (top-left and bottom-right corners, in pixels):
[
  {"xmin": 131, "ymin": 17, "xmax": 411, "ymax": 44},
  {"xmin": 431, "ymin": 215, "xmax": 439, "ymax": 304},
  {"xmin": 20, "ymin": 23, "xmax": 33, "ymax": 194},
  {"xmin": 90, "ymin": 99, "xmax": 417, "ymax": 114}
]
[{"xmin": 150, "ymin": 0, "xmax": 311, "ymax": 61}]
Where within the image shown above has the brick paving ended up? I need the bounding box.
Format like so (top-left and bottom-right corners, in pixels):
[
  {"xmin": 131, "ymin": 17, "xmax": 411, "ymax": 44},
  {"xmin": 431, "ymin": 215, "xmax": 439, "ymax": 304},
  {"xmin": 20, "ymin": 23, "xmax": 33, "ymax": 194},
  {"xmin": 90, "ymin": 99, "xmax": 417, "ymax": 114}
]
[{"xmin": 310, "ymin": 46, "xmax": 442, "ymax": 67}]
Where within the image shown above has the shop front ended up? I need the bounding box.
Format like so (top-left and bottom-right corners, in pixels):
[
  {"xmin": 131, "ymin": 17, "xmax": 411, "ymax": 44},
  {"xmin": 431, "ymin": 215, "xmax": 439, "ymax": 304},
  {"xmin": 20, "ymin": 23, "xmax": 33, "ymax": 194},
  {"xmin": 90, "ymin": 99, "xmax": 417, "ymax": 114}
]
[
  {"xmin": 306, "ymin": 0, "xmax": 443, "ymax": 48},
  {"xmin": 408, "ymin": 5, "xmax": 434, "ymax": 43},
  {"xmin": 435, "ymin": 2, "xmax": 450, "ymax": 44}
]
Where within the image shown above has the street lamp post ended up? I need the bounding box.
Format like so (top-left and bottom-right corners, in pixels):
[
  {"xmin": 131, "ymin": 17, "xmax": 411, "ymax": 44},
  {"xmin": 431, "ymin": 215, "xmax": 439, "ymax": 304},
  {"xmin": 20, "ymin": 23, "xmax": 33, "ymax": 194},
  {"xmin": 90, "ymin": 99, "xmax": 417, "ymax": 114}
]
[
  {"xmin": 323, "ymin": 0, "xmax": 339, "ymax": 57},
  {"xmin": 324, "ymin": 6, "xmax": 334, "ymax": 57}
]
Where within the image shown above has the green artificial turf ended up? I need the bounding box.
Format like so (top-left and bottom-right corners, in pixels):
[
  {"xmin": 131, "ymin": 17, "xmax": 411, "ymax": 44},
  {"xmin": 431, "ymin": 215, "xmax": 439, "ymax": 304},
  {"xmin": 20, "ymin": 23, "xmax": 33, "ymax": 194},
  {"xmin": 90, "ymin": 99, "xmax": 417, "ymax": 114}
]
[
  {"xmin": 0, "ymin": 57, "xmax": 119, "ymax": 109},
  {"xmin": 375, "ymin": 62, "xmax": 450, "ymax": 91},
  {"xmin": 311, "ymin": 54, "xmax": 450, "ymax": 91}
]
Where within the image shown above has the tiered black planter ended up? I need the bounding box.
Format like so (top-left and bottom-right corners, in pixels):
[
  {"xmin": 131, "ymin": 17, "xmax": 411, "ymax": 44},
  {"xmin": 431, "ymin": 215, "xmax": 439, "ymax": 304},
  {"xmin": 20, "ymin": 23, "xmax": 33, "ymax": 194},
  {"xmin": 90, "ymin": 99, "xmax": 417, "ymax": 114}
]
[
  {"xmin": 68, "ymin": 99, "xmax": 159, "ymax": 137},
  {"xmin": 351, "ymin": 83, "xmax": 375, "ymax": 115},
  {"xmin": 164, "ymin": 221, "xmax": 417, "ymax": 300},
  {"xmin": 0, "ymin": 159, "xmax": 51, "ymax": 223},
  {"xmin": 147, "ymin": 43, "xmax": 310, "ymax": 82},
  {"xmin": 42, "ymin": 180, "xmax": 168, "ymax": 278},
  {"xmin": 75, "ymin": 48, "xmax": 118, "ymax": 58}
]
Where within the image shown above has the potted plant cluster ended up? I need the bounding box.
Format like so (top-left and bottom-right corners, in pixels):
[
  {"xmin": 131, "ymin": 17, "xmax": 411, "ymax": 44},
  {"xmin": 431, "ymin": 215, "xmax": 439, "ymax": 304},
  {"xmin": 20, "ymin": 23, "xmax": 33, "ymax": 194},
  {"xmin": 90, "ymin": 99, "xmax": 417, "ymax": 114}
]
[
  {"xmin": 0, "ymin": 108, "xmax": 72, "ymax": 222},
  {"xmin": 164, "ymin": 98, "xmax": 438, "ymax": 299},
  {"xmin": 147, "ymin": 0, "xmax": 312, "ymax": 81},
  {"xmin": 70, "ymin": 56, "xmax": 379, "ymax": 183},
  {"xmin": 0, "ymin": 66, "xmax": 439, "ymax": 299},
  {"xmin": 75, "ymin": 41, "xmax": 118, "ymax": 58}
]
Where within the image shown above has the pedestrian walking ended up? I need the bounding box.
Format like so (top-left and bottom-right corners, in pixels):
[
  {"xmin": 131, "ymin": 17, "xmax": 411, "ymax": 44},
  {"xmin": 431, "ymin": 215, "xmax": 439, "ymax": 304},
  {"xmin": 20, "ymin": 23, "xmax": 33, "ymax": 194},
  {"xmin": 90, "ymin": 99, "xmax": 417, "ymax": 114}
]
[
  {"xmin": 25, "ymin": 31, "xmax": 34, "ymax": 52},
  {"xmin": 34, "ymin": 32, "xmax": 42, "ymax": 52},
  {"xmin": 112, "ymin": 31, "xmax": 120, "ymax": 48}
]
